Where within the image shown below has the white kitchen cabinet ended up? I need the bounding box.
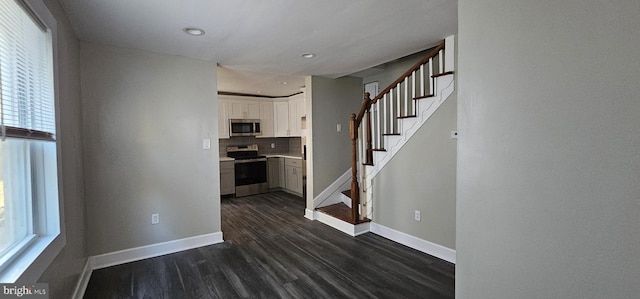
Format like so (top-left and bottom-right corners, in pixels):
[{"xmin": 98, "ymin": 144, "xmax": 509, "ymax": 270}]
[
  {"xmin": 289, "ymin": 93, "xmax": 305, "ymax": 137},
  {"xmin": 229, "ymin": 100, "xmax": 260, "ymax": 119},
  {"xmin": 259, "ymin": 101, "xmax": 275, "ymax": 138},
  {"xmin": 218, "ymin": 99, "xmax": 230, "ymax": 139},
  {"xmin": 273, "ymin": 100, "xmax": 290, "ymax": 137},
  {"xmin": 284, "ymin": 158, "xmax": 303, "ymax": 195},
  {"xmin": 288, "ymin": 98, "xmax": 301, "ymax": 137},
  {"xmin": 220, "ymin": 160, "xmax": 235, "ymax": 195}
]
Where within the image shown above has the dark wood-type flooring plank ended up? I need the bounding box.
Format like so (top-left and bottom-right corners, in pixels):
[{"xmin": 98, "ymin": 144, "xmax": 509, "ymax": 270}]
[{"xmin": 84, "ymin": 191, "xmax": 455, "ymax": 298}]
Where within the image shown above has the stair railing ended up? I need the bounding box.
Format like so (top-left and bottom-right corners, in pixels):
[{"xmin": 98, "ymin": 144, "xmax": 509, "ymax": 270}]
[{"xmin": 349, "ymin": 40, "xmax": 448, "ymax": 222}]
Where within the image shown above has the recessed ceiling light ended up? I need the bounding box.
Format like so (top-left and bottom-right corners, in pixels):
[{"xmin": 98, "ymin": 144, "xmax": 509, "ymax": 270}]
[
  {"xmin": 183, "ymin": 27, "xmax": 205, "ymax": 36},
  {"xmin": 301, "ymin": 53, "xmax": 316, "ymax": 59},
  {"xmin": 279, "ymin": 81, "xmax": 288, "ymax": 85}
]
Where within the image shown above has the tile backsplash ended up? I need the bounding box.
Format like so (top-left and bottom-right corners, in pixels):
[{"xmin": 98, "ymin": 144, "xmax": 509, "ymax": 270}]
[{"xmin": 219, "ymin": 136, "xmax": 301, "ymax": 156}]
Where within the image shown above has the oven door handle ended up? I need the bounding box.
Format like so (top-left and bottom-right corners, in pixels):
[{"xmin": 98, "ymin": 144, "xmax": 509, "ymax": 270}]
[{"xmin": 234, "ymin": 158, "xmax": 267, "ymax": 164}]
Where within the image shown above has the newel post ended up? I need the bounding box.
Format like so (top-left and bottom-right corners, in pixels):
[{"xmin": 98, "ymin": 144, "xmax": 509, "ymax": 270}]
[
  {"xmin": 365, "ymin": 92, "xmax": 373, "ymax": 165},
  {"xmin": 349, "ymin": 113, "xmax": 360, "ymax": 222}
]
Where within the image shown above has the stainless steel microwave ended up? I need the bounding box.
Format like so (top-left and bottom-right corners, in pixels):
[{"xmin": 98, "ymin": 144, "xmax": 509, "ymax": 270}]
[{"xmin": 229, "ymin": 119, "xmax": 261, "ymax": 137}]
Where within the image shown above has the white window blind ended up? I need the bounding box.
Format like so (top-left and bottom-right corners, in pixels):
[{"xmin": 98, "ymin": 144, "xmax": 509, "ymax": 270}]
[
  {"xmin": 0, "ymin": 0, "xmax": 55, "ymax": 141},
  {"xmin": 0, "ymin": 0, "xmax": 59, "ymax": 281}
]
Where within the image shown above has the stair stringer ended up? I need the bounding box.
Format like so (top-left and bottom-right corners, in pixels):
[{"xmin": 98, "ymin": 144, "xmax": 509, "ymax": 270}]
[
  {"xmin": 312, "ymin": 168, "xmax": 351, "ymax": 208},
  {"xmin": 362, "ymin": 74, "xmax": 455, "ymax": 218}
]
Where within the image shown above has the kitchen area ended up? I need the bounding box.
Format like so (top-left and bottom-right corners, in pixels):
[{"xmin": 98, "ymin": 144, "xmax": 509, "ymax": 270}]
[{"xmin": 218, "ymin": 92, "xmax": 307, "ymax": 199}]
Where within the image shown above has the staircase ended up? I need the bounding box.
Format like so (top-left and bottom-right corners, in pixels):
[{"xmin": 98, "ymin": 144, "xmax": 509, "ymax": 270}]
[{"xmin": 314, "ymin": 35, "xmax": 455, "ymax": 230}]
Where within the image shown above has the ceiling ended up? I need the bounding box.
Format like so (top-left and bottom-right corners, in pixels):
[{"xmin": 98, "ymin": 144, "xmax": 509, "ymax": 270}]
[{"xmin": 57, "ymin": 0, "xmax": 457, "ymax": 97}]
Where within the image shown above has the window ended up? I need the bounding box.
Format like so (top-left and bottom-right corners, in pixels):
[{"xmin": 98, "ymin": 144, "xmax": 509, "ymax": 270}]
[{"xmin": 0, "ymin": 0, "xmax": 59, "ymax": 280}]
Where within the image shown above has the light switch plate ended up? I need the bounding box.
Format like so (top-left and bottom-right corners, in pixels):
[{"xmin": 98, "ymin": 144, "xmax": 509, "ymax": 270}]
[
  {"xmin": 203, "ymin": 139, "xmax": 211, "ymax": 149},
  {"xmin": 151, "ymin": 213, "xmax": 159, "ymax": 224}
]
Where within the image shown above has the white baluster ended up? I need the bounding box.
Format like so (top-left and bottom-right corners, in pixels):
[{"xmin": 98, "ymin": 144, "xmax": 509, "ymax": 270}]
[
  {"xmin": 404, "ymin": 77, "xmax": 409, "ymax": 116},
  {"xmin": 382, "ymin": 93, "xmax": 388, "ymax": 135},
  {"xmin": 376, "ymin": 100, "xmax": 383, "ymax": 149},
  {"xmin": 359, "ymin": 117, "xmax": 365, "ymax": 163},
  {"xmin": 396, "ymin": 83, "xmax": 401, "ymax": 126},
  {"xmin": 420, "ymin": 64, "xmax": 425, "ymax": 97},
  {"xmin": 438, "ymin": 50, "xmax": 443, "ymax": 74},
  {"xmin": 371, "ymin": 101, "xmax": 377, "ymax": 150},
  {"xmin": 389, "ymin": 89, "xmax": 394, "ymax": 134},
  {"xmin": 412, "ymin": 71, "xmax": 416, "ymax": 100}
]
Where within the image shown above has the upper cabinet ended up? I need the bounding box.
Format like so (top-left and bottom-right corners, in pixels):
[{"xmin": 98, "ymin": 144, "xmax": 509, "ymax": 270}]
[
  {"xmin": 217, "ymin": 93, "xmax": 305, "ymax": 139},
  {"xmin": 259, "ymin": 101, "xmax": 275, "ymax": 138},
  {"xmin": 288, "ymin": 93, "xmax": 305, "ymax": 137},
  {"xmin": 229, "ymin": 100, "xmax": 260, "ymax": 119},
  {"xmin": 273, "ymin": 100, "xmax": 290, "ymax": 137}
]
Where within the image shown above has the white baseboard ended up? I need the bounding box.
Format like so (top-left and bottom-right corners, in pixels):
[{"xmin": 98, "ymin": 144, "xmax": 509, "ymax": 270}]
[
  {"xmin": 72, "ymin": 231, "xmax": 224, "ymax": 298},
  {"xmin": 90, "ymin": 232, "xmax": 224, "ymax": 270},
  {"xmin": 316, "ymin": 212, "xmax": 370, "ymax": 237},
  {"xmin": 71, "ymin": 258, "xmax": 93, "ymax": 299},
  {"xmin": 304, "ymin": 209, "xmax": 316, "ymax": 220},
  {"xmin": 370, "ymin": 223, "xmax": 456, "ymax": 264}
]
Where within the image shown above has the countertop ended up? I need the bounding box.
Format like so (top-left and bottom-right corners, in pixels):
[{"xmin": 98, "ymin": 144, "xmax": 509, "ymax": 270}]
[
  {"xmin": 265, "ymin": 154, "xmax": 302, "ymax": 160},
  {"xmin": 219, "ymin": 154, "xmax": 302, "ymax": 162}
]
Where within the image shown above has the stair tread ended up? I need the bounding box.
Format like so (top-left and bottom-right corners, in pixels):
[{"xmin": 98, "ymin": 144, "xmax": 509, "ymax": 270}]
[
  {"xmin": 316, "ymin": 202, "xmax": 371, "ymax": 225},
  {"xmin": 397, "ymin": 115, "xmax": 417, "ymax": 119},
  {"xmin": 432, "ymin": 71, "xmax": 455, "ymax": 78},
  {"xmin": 414, "ymin": 94, "xmax": 435, "ymax": 100},
  {"xmin": 372, "ymin": 148, "xmax": 386, "ymax": 152},
  {"xmin": 382, "ymin": 133, "xmax": 401, "ymax": 136}
]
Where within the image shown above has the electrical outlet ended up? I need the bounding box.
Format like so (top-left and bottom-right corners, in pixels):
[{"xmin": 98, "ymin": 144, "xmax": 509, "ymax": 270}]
[
  {"xmin": 151, "ymin": 213, "xmax": 159, "ymax": 224},
  {"xmin": 271, "ymin": 143, "xmax": 275, "ymax": 148},
  {"xmin": 337, "ymin": 124, "xmax": 342, "ymax": 132},
  {"xmin": 414, "ymin": 210, "xmax": 421, "ymax": 221}
]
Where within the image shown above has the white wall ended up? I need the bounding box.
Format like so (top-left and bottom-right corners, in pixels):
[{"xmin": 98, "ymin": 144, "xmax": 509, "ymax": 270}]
[
  {"xmin": 81, "ymin": 42, "xmax": 220, "ymax": 255},
  {"xmin": 457, "ymin": 1, "xmax": 640, "ymax": 298}
]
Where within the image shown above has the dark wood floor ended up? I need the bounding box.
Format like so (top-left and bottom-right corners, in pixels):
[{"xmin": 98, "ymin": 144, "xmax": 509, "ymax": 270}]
[{"xmin": 84, "ymin": 191, "xmax": 455, "ymax": 298}]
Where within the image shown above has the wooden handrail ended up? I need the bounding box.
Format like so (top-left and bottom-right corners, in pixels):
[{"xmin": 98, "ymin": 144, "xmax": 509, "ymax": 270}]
[{"xmin": 354, "ymin": 40, "xmax": 445, "ymax": 127}]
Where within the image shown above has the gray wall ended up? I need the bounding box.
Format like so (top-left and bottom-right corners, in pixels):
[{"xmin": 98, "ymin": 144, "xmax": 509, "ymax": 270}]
[
  {"xmin": 457, "ymin": 1, "xmax": 640, "ymax": 298},
  {"xmin": 309, "ymin": 76, "xmax": 363, "ymax": 199},
  {"xmin": 34, "ymin": 1, "xmax": 87, "ymax": 298},
  {"xmin": 372, "ymin": 96, "xmax": 456, "ymax": 249},
  {"xmin": 81, "ymin": 42, "xmax": 220, "ymax": 255}
]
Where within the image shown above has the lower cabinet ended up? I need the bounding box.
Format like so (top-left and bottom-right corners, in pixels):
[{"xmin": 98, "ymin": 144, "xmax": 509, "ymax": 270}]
[
  {"xmin": 268, "ymin": 157, "xmax": 285, "ymax": 189},
  {"xmin": 284, "ymin": 158, "xmax": 303, "ymax": 195},
  {"xmin": 220, "ymin": 160, "xmax": 235, "ymax": 195},
  {"xmin": 268, "ymin": 157, "xmax": 303, "ymax": 195}
]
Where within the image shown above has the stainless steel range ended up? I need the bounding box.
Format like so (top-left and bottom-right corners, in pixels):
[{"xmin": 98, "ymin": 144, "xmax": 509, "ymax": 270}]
[{"xmin": 227, "ymin": 144, "xmax": 268, "ymax": 197}]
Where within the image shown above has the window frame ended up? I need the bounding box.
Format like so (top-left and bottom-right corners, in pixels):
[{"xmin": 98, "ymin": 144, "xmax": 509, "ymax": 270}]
[{"xmin": 0, "ymin": 0, "xmax": 65, "ymax": 283}]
